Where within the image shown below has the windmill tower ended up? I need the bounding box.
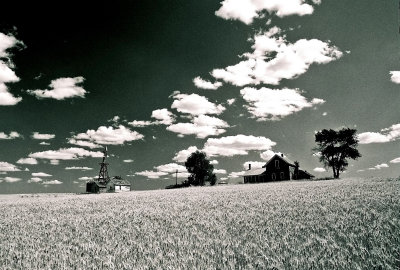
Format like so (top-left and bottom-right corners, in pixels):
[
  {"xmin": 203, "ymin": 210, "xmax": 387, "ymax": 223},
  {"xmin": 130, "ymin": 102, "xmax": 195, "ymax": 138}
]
[{"xmin": 97, "ymin": 146, "xmax": 110, "ymax": 185}]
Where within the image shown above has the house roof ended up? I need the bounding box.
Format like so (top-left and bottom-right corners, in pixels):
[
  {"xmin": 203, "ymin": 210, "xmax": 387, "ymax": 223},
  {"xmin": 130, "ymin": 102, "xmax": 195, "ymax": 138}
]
[
  {"xmin": 298, "ymin": 169, "xmax": 314, "ymax": 177},
  {"xmin": 243, "ymin": 168, "xmax": 266, "ymax": 176},
  {"xmin": 111, "ymin": 178, "xmax": 131, "ymax": 186},
  {"xmin": 263, "ymin": 154, "xmax": 295, "ymax": 168}
]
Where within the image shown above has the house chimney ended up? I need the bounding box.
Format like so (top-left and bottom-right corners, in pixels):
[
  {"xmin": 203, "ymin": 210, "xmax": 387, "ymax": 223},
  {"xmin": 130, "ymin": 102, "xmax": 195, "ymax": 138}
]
[
  {"xmin": 248, "ymin": 163, "xmax": 251, "ymax": 170},
  {"xmin": 281, "ymin": 153, "xmax": 284, "ymax": 157}
]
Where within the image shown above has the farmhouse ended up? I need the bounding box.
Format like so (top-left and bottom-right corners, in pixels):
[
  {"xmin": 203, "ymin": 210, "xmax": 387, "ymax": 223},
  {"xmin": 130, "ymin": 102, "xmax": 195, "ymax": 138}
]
[
  {"xmin": 86, "ymin": 147, "xmax": 131, "ymax": 193},
  {"xmin": 243, "ymin": 154, "xmax": 314, "ymax": 183}
]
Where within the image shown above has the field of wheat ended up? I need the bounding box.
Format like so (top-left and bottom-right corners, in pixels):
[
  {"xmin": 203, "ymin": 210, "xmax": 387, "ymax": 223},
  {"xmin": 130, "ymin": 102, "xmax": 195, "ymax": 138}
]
[{"xmin": 0, "ymin": 177, "xmax": 399, "ymax": 269}]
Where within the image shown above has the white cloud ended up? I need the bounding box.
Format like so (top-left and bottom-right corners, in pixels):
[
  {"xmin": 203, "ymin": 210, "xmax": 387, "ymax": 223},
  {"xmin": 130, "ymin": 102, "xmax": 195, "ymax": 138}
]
[
  {"xmin": 135, "ymin": 170, "xmax": 168, "ymax": 179},
  {"xmin": 203, "ymin": 134, "xmax": 276, "ymax": 157},
  {"xmin": 78, "ymin": 176, "xmax": 94, "ymax": 181},
  {"xmin": 390, "ymin": 157, "xmax": 400, "ymax": 164},
  {"xmin": 50, "ymin": 160, "xmax": 60, "ymax": 165},
  {"xmin": 241, "ymin": 87, "xmax": 324, "ymax": 120},
  {"xmin": 358, "ymin": 124, "xmax": 400, "ymax": 144},
  {"xmin": 155, "ymin": 163, "xmax": 187, "ymax": 173},
  {"xmin": 260, "ymin": 150, "xmax": 277, "ymax": 161},
  {"xmin": 0, "ymin": 131, "xmax": 21, "ymax": 140},
  {"xmin": 0, "ymin": 162, "xmax": 21, "ymax": 172},
  {"xmin": 322, "ymin": 112, "xmax": 328, "ymax": 116},
  {"xmin": 228, "ymin": 171, "xmax": 246, "ymax": 178},
  {"xmin": 214, "ymin": 169, "xmax": 227, "ymax": 174},
  {"xmin": 374, "ymin": 163, "xmax": 389, "ymax": 170},
  {"xmin": 32, "ymin": 172, "xmax": 52, "ymax": 177},
  {"xmin": 27, "ymin": 77, "xmax": 87, "ymax": 100},
  {"xmin": 72, "ymin": 125, "xmax": 144, "ymax": 145},
  {"xmin": 151, "ymin": 109, "xmax": 175, "ymax": 125},
  {"xmin": 65, "ymin": 166, "xmax": 93, "ymax": 171},
  {"xmin": 210, "ymin": 159, "xmax": 219, "ymax": 165},
  {"xmin": 211, "ymin": 28, "xmax": 342, "ymax": 86},
  {"xmin": 128, "ymin": 120, "xmax": 154, "ymax": 127},
  {"xmin": 227, "ymin": 98, "xmax": 236, "ymax": 105},
  {"xmin": 313, "ymin": 167, "xmax": 326, "ymax": 172},
  {"xmin": 123, "ymin": 159, "xmax": 134, "ymax": 163},
  {"xmin": 29, "ymin": 147, "xmax": 103, "ymax": 161},
  {"xmin": 173, "ymin": 146, "xmax": 199, "ymax": 163},
  {"xmin": 28, "ymin": 177, "xmax": 42, "ymax": 183},
  {"xmin": 389, "ymin": 71, "xmax": 400, "ymax": 84},
  {"xmin": 32, "ymin": 132, "xmax": 55, "ymax": 140},
  {"xmin": 17, "ymin": 158, "xmax": 38, "ymax": 165},
  {"xmin": 215, "ymin": 0, "xmax": 317, "ymax": 24},
  {"xmin": 3, "ymin": 176, "xmax": 21, "ymax": 183},
  {"xmin": 171, "ymin": 93, "xmax": 226, "ymax": 116},
  {"xmin": 167, "ymin": 115, "xmax": 229, "ymax": 139},
  {"xmin": 42, "ymin": 180, "xmax": 63, "ymax": 185},
  {"xmin": 243, "ymin": 161, "xmax": 265, "ymax": 169},
  {"xmin": 193, "ymin": 77, "xmax": 222, "ymax": 90},
  {"xmin": 0, "ymin": 32, "xmax": 23, "ymax": 106},
  {"xmin": 40, "ymin": 142, "xmax": 50, "ymax": 145},
  {"xmin": 68, "ymin": 139, "xmax": 101, "ymax": 149}
]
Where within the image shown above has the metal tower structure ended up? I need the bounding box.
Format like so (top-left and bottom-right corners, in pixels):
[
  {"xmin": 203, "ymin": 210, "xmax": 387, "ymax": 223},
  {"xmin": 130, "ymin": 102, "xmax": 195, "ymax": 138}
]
[{"xmin": 97, "ymin": 146, "xmax": 110, "ymax": 184}]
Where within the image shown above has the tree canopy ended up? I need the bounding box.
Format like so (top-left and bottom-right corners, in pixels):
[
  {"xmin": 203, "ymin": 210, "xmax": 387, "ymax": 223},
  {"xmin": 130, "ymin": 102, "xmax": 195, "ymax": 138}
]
[
  {"xmin": 184, "ymin": 151, "xmax": 217, "ymax": 186},
  {"xmin": 314, "ymin": 128, "xmax": 361, "ymax": 179}
]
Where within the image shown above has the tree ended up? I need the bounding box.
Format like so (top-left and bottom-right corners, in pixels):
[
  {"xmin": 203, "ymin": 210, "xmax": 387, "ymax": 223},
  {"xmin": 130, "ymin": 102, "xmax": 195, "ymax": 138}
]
[
  {"xmin": 314, "ymin": 128, "xmax": 361, "ymax": 179},
  {"xmin": 184, "ymin": 151, "xmax": 217, "ymax": 186}
]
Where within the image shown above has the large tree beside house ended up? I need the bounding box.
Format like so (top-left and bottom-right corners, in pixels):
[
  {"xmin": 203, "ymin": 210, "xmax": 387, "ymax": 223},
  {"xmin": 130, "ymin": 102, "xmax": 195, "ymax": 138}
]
[
  {"xmin": 185, "ymin": 151, "xmax": 217, "ymax": 186},
  {"xmin": 314, "ymin": 128, "xmax": 361, "ymax": 178}
]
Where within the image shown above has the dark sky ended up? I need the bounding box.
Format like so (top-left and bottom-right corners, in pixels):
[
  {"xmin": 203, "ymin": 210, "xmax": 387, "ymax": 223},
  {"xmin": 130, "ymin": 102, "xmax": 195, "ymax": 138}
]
[{"xmin": 0, "ymin": 0, "xmax": 399, "ymax": 193}]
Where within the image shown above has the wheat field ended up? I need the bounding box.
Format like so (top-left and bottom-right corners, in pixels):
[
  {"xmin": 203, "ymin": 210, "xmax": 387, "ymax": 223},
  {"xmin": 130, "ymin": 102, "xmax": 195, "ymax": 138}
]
[{"xmin": 0, "ymin": 177, "xmax": 399, "ymax": 269}]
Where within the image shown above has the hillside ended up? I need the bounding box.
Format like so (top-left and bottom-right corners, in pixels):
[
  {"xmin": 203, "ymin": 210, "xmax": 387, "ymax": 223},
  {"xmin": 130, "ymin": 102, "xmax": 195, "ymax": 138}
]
[{"xmin": 0, "ymin": 178, "xmax": 399, "ymax": 269}]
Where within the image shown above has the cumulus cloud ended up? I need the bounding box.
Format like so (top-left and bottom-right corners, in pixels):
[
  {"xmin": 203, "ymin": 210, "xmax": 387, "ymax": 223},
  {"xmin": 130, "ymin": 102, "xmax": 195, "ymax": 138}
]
[
  {"xmin": 27, "ymin": 77, "xmax": 87, "ymax": 100},
  {"xmin": 17, "ymin": 158, "xmax": 38, "ymax": 165},
  {"xmin": 128, "ymin": 120, "xmax": 154, "ymax": 127},
  {"xmin": 215, "ymin": 0, "xmax": 317, "ymax": 24},
  {"xmin": 227, "ymin": 98, "xmax": 236, "ymax": 105},
  {"xmin": 65, "ymin": 166, "xmax": 93, "ymax": 171},
  {"xmin": 211, "ymin": 27, "xmax": 342, "ymax": 86},
  {"xmin": 210, "ymin": 160, "xmax": 219, "ymax": 165},
  {"xmin": 241, "ymin": 87, "xmax": 324, "ymax": 120},
  {"xmin": 0, "ymin": 32, "xmax": 24, "ymax": 106},
  {"xmin": 78, "ymin": 176, "xmax": 94, "ymax": 181},
  {"xmin": 390, "ymin": 157, "xmax": 400, "ymax": 164},
  {"xmin": 135, "ymin": 170, "xmax": 168, "ymax": 179},
  {"xmin": 0, "ymin": 162, "xmax": 21, "ymax": 172},
  {"xmin": 42, "ymin": 180, "xmax": 63, "ymax": 185},
  {"xmin": 374, "ymin": 163, "xmax": 389, "ymax": 170},
  {"xmin": 32, "ymin": 132, "xmax": 55, "ymax": 140},
  {"xmin": 68, "ymin": 139, "xmax": 102, "ymax": 149},
  {"xmin": 0, "ymin": 131, "xmax": 21, "ymax": 140},
  {"xmin": 260, "ymin": 150, "xmax": 277, "ymax": 161},
  {"xmin": 173, "ymin": 146, "xmax": 199, "ymax": 163},
  {"xmin": 28, "ymin": 177, "xmax": 42, "ymax": 183},
  {"xmin": 72, "ymin": 125, "xmax": 144, "ymax": 145},
  {"xmin": 151, "ymin": 109, "xmax": 175, "ymax": 125},
  {"xmin": 358, "ymin": 123, "xmax": 400, "ymax": 144},
  {"xmin": 313, "ymin": 167, "xmax": 326, "ymax": 172},
  {"xmin": 203, "ymin": 134, "xmax": 276, "ymax": 157},
  {"xmin": 214, "ymin": 169, "xmax": 227, "ymax": 174},
  {"xmin": 29, "ymin": 147, "xmax": 103, "ymax": 161},
  {"xmin": 389, "ymin": 71, "xmax": 400, "ymax": 84},
  {"xmin": 3, "ymin": 176, "xmax": 22, "ymax": 183},
  {"xmin": 136, "ymin": 163, "xmax": 189, "ymax": 179},
  {"xmin": 123, "ymin": 159, "xmax": 134, "ymax": 163},
  {"xmin": 243, "ymin": 161, "xmax": 265, "ymax": 170},
  {"xmin": 167, "ymin": 115, "xmax": 229, "ymax": 138},
  {"xmin": 171, "ymin": 93, "xmax": 226, "ymax": 116},
  {"xmin": 32, "ymin": 172, "xmax": 52, "ymax": 177},
  {"xmin": 193, "ymin": 77, "xmax": 222, "ymax": 90}
]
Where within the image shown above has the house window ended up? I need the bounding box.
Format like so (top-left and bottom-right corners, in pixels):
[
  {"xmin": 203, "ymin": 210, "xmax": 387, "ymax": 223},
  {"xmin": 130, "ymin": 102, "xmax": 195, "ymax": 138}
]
[
  {"xmin": 271, "ymin": 173, "xmax": 276, "ymax": 180},
  {"xmin": 275, "ymin": 160, "xmax": 279, "ymax": 168},
  {"xmin": 280, "ymin": 172, "xmax": 284, "ymax": 180}
]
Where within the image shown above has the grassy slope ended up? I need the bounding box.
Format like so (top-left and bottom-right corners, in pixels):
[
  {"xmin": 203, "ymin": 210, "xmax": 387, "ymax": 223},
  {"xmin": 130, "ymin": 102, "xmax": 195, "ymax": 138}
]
[{"xmin": 0, "ymin": 178, "xmax": 399, "ymax": 269}]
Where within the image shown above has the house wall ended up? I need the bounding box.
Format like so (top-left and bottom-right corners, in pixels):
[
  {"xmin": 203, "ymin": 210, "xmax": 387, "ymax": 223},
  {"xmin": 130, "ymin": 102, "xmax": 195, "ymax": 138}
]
[
  {"xmin": 263, "ymin": 156, "xmax": 291, "ymax": 181},
  {"xmin": 115, "ymin": 185, "xmax": 130, "ymax": 192}
]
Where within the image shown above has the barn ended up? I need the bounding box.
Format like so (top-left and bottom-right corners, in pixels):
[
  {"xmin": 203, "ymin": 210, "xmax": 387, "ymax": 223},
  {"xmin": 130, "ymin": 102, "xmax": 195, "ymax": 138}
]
[{"xmin": 243, "ymin": 154, "xmax": 314, "ymax": 183}]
